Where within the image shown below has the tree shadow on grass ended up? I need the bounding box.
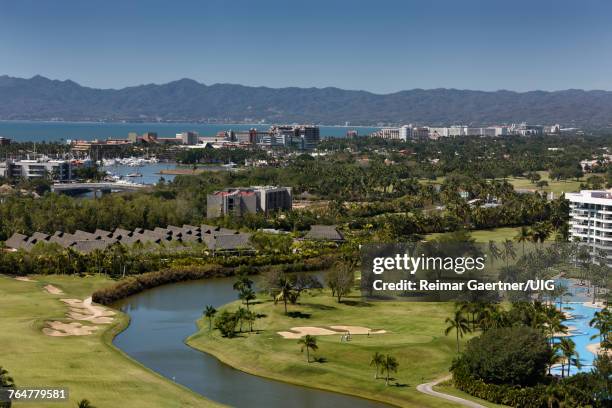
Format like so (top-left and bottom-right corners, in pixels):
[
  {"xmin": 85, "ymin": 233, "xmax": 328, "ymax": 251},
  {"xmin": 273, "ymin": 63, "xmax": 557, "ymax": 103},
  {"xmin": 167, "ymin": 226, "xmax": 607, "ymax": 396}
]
[
  {"xmin": 339, "ymin": 299, "xmax": 372, "ymax": 307},
  {"xmin": 287, "ymin": 311, "xmax": 312, "ymax": 319},
  {"xmin": 313, "ymin": 356, "xmax": 327, "ymax": 363},
  {"xmin": 301, "ymin": 303, "xmax": 337, "ymax": 311}
]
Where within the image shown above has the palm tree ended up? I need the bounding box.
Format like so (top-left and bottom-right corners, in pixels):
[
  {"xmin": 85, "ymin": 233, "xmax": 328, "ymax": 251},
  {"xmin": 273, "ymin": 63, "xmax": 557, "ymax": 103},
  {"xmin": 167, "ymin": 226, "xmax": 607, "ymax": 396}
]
[
  {"xmin": 589, "ymin": 308, "xmax": 611, "ymax": 348},
  {"xmin": 275, "ymin": 277, "xmax": 294, "ymax": 314},
  {"xmin": 233, "ymin": 274, "xmax": 253, "ymax": 292},
  {"xmin": 298, "ymin": 335, "xmax": 318, "ymax": 363},
  {"xmin": 370, "ymin": 351, "xmax": 384, "ymax": 379},
  {"xmin": 558, "ymin": 338, "xmax": 580, "ymax": 377},
  {"xmin": 445, "ymin": 309, "xmax": 471, "ymax": 353},
  {"xmin": 488, "ymin": 241, "xmax": 502, "ymax": 266},
  {"xmin": 77, "ymin": 400, "xmax": 95, "ymax": 408},
  {"xmin": 381, "ymin": 354, "xmax": 399, "ymax": 386},
  {"xmin": 203, "ymin": 305, "xmax": 217, "ymax": 330},
  {"xmin": 514, "ymin": 226, "xmax": 532, "ymax": 255},
  {"xmin": 501, "ymin": 239, "xmax": 516, "ymax": 268},
  {"xmin": 239, "ymin": 287, "xmax": 256, "ymax": 310}
]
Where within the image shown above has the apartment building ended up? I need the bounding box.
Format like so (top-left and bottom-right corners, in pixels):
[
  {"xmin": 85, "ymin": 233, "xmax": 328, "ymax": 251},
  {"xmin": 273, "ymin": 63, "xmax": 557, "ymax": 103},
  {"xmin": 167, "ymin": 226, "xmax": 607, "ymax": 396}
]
[
  {"xmin": 567, "ymin": 190, "xmax": 612, "ymax": 265},
  {"xmin": 207, "ymin": 186, "xmax": 292, "ymax": 218},
  {"xmin": 0, "ymin": 158, "xmax": 72, "ymax": 181}
]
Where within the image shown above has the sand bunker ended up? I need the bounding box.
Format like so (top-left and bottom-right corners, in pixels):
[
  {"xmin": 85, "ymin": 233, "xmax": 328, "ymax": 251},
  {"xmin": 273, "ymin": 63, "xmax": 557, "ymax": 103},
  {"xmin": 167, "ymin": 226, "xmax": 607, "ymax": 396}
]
[
  {"xmin": 44, "ymin": 284, "xmax": 64, "ymax": 295},
  {"xmin": 42, "ymin": 297, "xmax": 116, "ymax": 337},
  {"xmin": 14, "ymin": 276, "xmax": 35, "ymax": 282},
  {"xmin": 277, "ymin": 325, "xmax": 386, "ymax": 339},
  {"xmin": 330, "ymin": 325, "xmax": 387, "ymax": 335},
  {"xmin": 587, "ymin": 342, "xmax": 612, "ymax": 356},
  {"xmin": 43, "ymin": 321, "xmax": 99, "ymax": 336},
  {"xmin": 61, "ymin": 297, "xmax": 115, "ymax": 324}
]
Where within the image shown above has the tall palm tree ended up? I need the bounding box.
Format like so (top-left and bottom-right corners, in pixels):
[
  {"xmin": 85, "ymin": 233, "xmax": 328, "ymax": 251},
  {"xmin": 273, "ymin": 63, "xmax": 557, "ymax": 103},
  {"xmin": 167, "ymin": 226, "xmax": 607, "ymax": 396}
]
[
  {"xmin": 487, "ymin": 241, "xmax": 502, "ymax": 266},
  {"xmin": 203, "ymin": 305, "xmax": 217, "ymax": 330},
  {"xmin": 589, "ymin": 308, "xmax": 611, "ymax": 348},
  {"xmin": 381, "ymin": 354, "xmax": 399, "ymax": 386},
  {"xmin": 239, "ymin": 287, "xmax": 256, "ymax": 310},
  {"xmin": 370, "ymin": 352, "xmax": 384, "ymax": 379},
  {"xmin": 298, "ymin": 335, "xmax": 318, "ymax": 363},
  {"xmin": 77, "ymin": 400, "xmax": 95, "ymax": 408},
  {"xmin": 514, "ymin": 226, "xmax": 532, "ymax": 255},
  {"xmin": 558, "ymin": 338, "xmax": 580, "ymax": 378},
  {"xmin": 445, "ymin": 309, "xmax": 471, "ymax": 353},
  {"xmin": 275, "ymin": 277, "xmax": 294, "ymax": 314},
  {"xmin": 501, "ymin": 239, "xmax": 516, "ymax": 268}
]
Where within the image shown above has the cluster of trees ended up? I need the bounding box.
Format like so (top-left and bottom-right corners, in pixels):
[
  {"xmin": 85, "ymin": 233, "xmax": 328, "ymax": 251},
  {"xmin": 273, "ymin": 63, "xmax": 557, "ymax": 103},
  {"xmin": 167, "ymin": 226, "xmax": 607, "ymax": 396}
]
[
  {"xmin": 446, "ymin": 298, "xmax": 610, "ymax": 406},
  {"xmin": 369, "ymin": 352, "xmax": 399, "ymax": 386},
  {"xmin": 176, "ymin": 147, "xmax": 267, "ymax": 165},
  {"xmin": 451, "ymin": 327, "xmax": 610, "ymax": 407}
]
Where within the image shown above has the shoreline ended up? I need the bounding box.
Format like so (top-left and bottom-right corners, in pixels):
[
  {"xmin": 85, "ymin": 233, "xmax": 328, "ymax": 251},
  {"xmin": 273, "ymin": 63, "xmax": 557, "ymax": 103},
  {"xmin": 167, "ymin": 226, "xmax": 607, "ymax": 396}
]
[{"xmin": 184, "ymin": 323, "xmax": 402, "ymax": 408}]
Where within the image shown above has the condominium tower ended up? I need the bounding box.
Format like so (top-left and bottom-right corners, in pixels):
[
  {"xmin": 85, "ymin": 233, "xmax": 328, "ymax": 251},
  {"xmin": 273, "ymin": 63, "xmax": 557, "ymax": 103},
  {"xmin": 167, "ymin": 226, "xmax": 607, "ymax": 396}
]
[{"xmin": 567, "ymin": 190, "xmax": 612, "ymax": 265}]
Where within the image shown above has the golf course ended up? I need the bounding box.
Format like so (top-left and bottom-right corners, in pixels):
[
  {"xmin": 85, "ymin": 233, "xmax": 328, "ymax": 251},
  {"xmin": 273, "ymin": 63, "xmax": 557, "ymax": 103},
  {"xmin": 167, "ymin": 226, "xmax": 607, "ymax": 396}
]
[
  {"xmin": 187, "ymin": 287, "xmax": 499, "ymax": 408},
  {"xmin": 0, "ymin": 274, "xmax": 217, "ymax": 408}
]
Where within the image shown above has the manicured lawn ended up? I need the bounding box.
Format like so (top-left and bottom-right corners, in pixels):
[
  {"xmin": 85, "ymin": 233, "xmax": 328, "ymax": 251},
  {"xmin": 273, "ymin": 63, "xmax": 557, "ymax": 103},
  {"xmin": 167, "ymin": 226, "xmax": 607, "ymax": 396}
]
[
  {"xmin": 188, "ymin": 289, "xmax": 476, "ymax": 408},
  {"xmin": 0, "ymin": 274, "xmax": 218, "ymax": 408},
  {"xmin": 504, "ymin": 171, "xmax": 583, "ymax": 196},
  {"xmin": 426, "ymin": 227, "xmax": 523, "ymax": 243}
]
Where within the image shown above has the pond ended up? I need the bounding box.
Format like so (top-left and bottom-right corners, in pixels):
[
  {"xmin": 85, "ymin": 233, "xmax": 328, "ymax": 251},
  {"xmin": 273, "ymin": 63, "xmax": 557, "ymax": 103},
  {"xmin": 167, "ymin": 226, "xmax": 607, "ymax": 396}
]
[{"xmin": 113, "ymin": 277, "xmax": 390, "ymax": 408}]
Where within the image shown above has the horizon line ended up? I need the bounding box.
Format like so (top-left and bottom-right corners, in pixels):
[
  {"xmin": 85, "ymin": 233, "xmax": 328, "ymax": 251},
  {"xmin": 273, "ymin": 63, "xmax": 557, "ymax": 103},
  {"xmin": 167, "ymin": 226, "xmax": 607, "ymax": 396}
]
[{"xmin": 2, "ymin": 74, "xmax": 611, "ymax": 95}]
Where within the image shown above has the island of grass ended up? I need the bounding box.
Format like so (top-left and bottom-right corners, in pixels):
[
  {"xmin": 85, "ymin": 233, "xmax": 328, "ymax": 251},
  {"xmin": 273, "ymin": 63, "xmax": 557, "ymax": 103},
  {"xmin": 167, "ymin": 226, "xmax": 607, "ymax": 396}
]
[
  {"xmin": 187, "ymin": 288, "xmax": 485, "ymax": 408},
  {"xmin": 0, "ymin": 274, "xmax": 220, "ymax": 408}
]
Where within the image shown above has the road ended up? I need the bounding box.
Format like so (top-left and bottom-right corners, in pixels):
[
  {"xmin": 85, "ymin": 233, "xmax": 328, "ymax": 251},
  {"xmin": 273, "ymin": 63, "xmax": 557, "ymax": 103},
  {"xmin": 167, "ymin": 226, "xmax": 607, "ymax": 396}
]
[{"xmin": 416, "ymin": 376, "xmax": 487, "ymax": 408}]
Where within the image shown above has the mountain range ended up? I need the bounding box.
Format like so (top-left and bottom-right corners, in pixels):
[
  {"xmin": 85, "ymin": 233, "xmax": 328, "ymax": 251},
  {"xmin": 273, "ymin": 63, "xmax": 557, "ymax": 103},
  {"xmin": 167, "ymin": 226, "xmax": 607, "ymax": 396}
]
[{"xmin": 1, "ymin": 75, "xmax": 612, "ymax": 127}]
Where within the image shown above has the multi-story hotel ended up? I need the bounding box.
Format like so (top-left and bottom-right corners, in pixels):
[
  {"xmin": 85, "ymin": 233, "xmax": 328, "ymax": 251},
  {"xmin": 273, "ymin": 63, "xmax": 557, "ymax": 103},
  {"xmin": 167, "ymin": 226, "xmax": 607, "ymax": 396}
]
[
  {"xmin": 567, "ymin": 190, "xmax": 612, "ymax": 265},
  {"xmin": 207, "ymin": 186, "xmax": 292, "ymax": 218}
]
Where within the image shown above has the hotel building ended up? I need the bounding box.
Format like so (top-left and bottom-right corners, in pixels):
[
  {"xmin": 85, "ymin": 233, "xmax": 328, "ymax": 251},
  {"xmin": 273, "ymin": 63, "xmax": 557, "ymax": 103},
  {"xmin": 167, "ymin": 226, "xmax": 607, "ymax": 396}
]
[{"xmin": 567, "ymin": 190, "xmax": 612, "ymax": 265}]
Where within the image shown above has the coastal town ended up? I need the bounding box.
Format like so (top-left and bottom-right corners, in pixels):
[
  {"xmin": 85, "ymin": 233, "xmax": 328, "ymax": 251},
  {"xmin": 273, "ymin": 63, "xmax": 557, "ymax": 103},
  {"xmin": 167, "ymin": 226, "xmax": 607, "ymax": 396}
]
[{"xmin": 0, "ymin": 2, "xmax": 611, "ymax": 408}]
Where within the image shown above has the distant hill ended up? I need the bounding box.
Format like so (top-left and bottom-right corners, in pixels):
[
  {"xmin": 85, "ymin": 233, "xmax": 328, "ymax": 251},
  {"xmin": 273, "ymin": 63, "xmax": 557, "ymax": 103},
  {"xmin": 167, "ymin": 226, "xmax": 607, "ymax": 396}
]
[{"xmin": 1, "ymin": 75, "xmax": 612, "ymax": 127}]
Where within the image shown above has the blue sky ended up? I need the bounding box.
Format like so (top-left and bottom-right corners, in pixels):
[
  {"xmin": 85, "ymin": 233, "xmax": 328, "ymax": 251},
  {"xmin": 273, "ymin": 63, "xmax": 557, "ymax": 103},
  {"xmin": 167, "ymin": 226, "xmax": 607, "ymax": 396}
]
[{"xmin": 1, "ymin": 0, "xmax": 611, "ymax": 93}]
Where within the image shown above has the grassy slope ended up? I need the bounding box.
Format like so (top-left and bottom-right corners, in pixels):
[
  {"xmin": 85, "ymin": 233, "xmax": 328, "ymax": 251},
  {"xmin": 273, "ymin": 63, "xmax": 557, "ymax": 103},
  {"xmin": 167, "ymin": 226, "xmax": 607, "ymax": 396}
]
[
  {"xmin": 188, "ymin": 290, "xmax": 479, "ymax": 408},
  {"xmin": 0, "ymin": 274, "xmax": 219, "ymax": 408}
]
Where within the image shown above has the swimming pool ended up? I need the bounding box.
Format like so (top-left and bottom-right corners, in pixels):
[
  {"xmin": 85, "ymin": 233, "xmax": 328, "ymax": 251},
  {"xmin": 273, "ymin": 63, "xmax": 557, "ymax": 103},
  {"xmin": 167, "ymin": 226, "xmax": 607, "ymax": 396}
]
[{"xmin": 550, "ymin": 279, "xmax": 604, "ymax": 376}]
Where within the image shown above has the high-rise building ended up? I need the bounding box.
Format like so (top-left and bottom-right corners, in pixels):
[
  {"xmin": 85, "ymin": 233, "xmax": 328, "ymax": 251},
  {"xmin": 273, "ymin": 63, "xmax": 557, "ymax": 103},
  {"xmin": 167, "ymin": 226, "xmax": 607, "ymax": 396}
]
[
  {"xmin": 567, "ymin": 190, "xmax": 612, "ymax": 266},
  {"xmin": 179, "ymin": 131, "xmax": 199, "ymax": 145},
  {"xmin": 298, "ymin": 126, "xmax": 320, "ymax": 150}
]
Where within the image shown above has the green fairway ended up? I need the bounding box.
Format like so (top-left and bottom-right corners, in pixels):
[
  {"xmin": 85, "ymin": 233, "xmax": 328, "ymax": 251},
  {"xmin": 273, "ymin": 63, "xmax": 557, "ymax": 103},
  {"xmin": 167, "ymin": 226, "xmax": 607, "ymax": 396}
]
[
  {"xmin": 0, "ymin": 274, "xmax": 218, "ymax": 408},
  {"xmin": 504, "ymin": 171, "xmax": 583, "ymax": 196},
  {"xmin": 426, "ymin": 227, "xmax": 524, "ymax": 243},
  {"xmin": 188, "ymin": 289, "xmax": 480, "ymax": 408}
]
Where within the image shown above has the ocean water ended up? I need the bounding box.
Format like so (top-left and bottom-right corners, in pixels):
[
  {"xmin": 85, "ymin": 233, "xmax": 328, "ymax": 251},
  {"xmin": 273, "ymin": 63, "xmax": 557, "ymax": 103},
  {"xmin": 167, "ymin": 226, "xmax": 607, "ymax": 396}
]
[{"xmin": 0, "ymin": 121, "xmax": 379, "ymax": 142}]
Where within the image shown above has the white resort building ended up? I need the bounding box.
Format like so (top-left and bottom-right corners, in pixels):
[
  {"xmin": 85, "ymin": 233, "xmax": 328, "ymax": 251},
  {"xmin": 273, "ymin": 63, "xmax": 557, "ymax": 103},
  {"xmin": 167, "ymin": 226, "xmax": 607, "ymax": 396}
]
[{"xmin": 567, "ymin": 190, "xmax": 612, "ymax": 265}]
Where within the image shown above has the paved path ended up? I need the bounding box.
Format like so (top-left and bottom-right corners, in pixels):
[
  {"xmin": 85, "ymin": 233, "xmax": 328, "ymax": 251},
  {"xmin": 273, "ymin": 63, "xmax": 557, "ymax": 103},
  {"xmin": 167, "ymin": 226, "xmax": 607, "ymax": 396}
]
[{"xmin": 416, "ymin": 375, "xmax": 487, "ymax": 408}]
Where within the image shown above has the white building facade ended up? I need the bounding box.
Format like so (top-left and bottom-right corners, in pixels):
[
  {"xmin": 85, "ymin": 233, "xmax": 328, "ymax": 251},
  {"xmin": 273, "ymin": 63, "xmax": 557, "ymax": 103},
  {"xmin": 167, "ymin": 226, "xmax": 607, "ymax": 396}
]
[{"xmin": 567, "ymin": 190, "xmax": 612, "ymax": 265}]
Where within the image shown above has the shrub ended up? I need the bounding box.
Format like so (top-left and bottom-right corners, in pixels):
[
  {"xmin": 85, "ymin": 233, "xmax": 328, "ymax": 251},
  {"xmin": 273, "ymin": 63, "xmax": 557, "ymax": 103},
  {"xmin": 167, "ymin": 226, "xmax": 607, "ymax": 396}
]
[
  {"xmin": 456, "ymin": 326, "xmax": 551, "ymax": 386},
  {"xmin": 92, "ymin": 265, "xmax": 229, "ymax": 305},
  {"xmin": 214, "ymin": 310, "xmax": 239, "ymax": 338}
]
